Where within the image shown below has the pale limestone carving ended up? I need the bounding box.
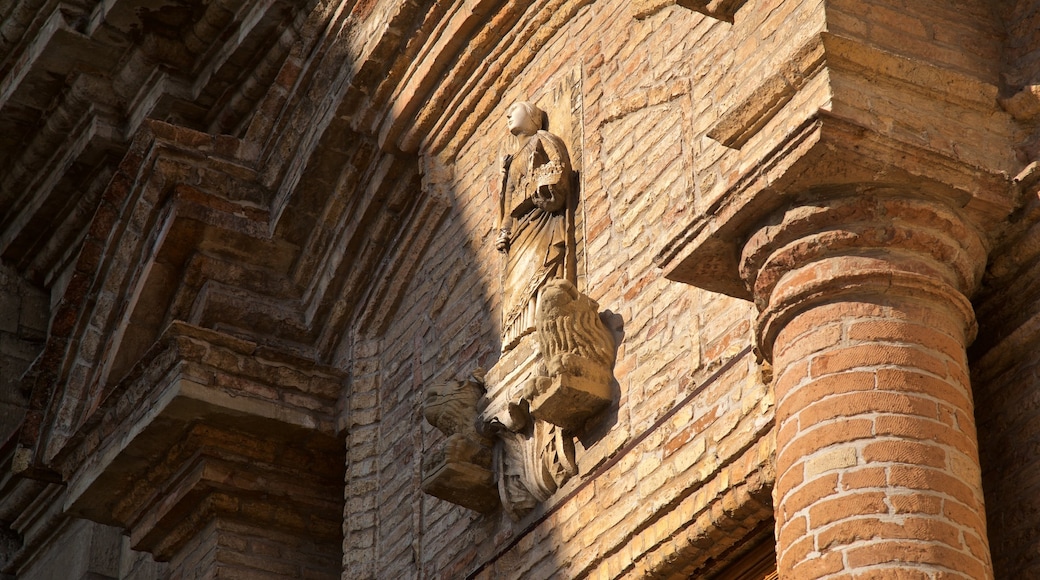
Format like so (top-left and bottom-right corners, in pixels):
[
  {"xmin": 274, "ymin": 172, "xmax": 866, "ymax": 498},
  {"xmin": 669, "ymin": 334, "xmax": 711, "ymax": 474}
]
[
  {"xmin": 421, "ymin": 374, "xmax": 499, "ymax": 513},
  {"xmin": 497, "ymin": 101, "xmax": 574, "ymax": 352},
  {"xmin": 421, "ymin": 369, "xmax": 578, "ymax": 520},
  {"xmin": 420, "ymin": 101, "xmax": 616, "ymax": 519},
  {"xmin": 526, "ymin": 278, "xmax": 616, "ymax": 431},
  {"xmin": 494, "ymin": 421, "xmax": 576, "ymax": 521}
]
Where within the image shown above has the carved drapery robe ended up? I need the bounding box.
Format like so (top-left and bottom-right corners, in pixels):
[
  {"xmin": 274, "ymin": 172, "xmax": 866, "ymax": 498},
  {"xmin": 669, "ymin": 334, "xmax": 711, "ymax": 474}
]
[{"xmin": 499, "ymin": 130, "xmax": 573, "ymax": 351}]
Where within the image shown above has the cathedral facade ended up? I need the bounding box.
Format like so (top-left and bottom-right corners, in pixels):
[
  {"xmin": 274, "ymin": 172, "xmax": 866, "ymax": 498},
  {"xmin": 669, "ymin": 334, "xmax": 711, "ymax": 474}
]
[{"xmin": 1, "ymin": 1, "xmax": 1039, "ymax": 578}]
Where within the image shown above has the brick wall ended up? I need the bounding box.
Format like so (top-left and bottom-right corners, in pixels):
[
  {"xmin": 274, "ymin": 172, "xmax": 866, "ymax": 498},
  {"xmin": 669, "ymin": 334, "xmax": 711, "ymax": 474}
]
[
  {"xmin": 969, "ymin": 2, "xmax": 1040, "ymax": 578},
  {"xmin": 1001, "ymin": 0, "xmax": 1040, "ymax": 160},
  {"xmin": 0, "ymin": 263, "xmax": 46, "ymax": 443},
  {"xmin": 340, "ymin": 1, "xmax": 803, "ymax": 577},
  {"xmin": 336, "ymin": 0, "xmax": 1040, "ymax": 576},
  {"xmin": 4, "ymin": 0, "xmax": 1039, "ymax": 577},
  {"xmin": 974, "ymin": 192, "xmax": 1040, "ymax": 576},
  {"xmin": 9, "ymin": 520, "xmax": 121, "ymax": 580}
]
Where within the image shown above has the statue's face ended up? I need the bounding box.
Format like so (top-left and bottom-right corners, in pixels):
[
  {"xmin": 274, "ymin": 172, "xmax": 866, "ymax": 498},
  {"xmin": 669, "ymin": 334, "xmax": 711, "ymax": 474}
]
[{"xmin": 507, "ymin": 104, "xmax": 538, "ymax": 136}]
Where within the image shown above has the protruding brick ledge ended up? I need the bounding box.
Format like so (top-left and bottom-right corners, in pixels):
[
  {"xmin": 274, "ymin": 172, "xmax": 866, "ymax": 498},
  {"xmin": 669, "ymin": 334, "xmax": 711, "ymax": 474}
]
[
  {"xmin": 650, "ymin": 19, "xmax": 1018, "ymax": 574},
  {"xmin": 56, "ymin": 322, "xmax": 346, "ymax": 579},
  {"xmin": 740, "ymin": 191, "xmax": 993, "ymax": 579},
  {"xmin": 631, "ymin": 0, "xmax": 748, "ymax": 22}
]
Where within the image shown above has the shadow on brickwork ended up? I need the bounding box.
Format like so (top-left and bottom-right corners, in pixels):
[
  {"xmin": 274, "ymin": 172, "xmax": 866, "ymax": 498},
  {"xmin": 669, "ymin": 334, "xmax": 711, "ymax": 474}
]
[{"xmin": 971, "ymin": 3, "xmax": 1040, "ymax": 579}]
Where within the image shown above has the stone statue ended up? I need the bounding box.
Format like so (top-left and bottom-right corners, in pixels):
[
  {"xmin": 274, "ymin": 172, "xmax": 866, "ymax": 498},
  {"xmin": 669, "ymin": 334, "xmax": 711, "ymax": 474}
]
[
  {"xmin": 418, "ymin": 100, "xmax": 617, "ymax": 520},
  {"xmin": 496, "ymin": 101, "xmax": 574, "ymax": 352}
]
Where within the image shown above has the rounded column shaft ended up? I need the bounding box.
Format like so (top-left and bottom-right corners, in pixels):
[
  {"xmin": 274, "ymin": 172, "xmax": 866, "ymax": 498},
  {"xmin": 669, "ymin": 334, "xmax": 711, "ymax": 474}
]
[{"xmin": 742, "ymin": 192, "xmax": 993, "ymax": 580}]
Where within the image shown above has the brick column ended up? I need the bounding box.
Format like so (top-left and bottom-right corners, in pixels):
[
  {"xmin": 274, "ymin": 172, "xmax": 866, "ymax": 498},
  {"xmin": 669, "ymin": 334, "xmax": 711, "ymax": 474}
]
[{"xmin": 740, "ymin": 191, "xmax": 993, "ymax": 579}]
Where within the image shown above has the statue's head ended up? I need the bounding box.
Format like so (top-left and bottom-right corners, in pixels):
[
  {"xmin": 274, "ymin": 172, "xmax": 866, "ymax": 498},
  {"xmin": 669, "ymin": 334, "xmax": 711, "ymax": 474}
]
[{"xmin": 507, "ymin": 101, "xmax": 546, "ymax": 136}]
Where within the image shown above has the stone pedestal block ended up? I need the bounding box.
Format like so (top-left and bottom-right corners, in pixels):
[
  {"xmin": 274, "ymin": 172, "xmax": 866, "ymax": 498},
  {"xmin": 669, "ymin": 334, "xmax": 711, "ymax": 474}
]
[
  {"xmin": 421, "ymin": 454, "xmax": 499, "ymax": 514},
  {"xmin": 526, "ymin": 373, "xmax": 611, "ymax": 432}
]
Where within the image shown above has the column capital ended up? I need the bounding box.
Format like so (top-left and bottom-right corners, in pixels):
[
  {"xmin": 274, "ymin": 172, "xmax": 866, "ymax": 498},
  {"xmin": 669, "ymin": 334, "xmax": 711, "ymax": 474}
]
[
  {"xmin": 656, "ymin": 28, "xmax": 1019, "ymax": 300},
  {"xmin": 738, "ymin": 189, "xmax": 986, "ymax": 360}
]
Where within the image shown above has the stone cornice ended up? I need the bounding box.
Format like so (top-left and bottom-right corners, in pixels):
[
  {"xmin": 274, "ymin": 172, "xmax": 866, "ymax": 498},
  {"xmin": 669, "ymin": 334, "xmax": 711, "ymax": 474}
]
[
  {"xmin": 53, "ymin": 321, "xmax": 344, "ymax": 559},
  {"xmin": 10, "ymin": 116, "xmax": 436, "ymax": 479},
  {"xmin": 0, "ymin": 0, "xmax": 475, "ymax": 493},
  {"xmin": 0, "ymin": 0, "xmax": 317, "ymax": 285},
  {"xmin": 658, "ymin": 110, "xmax": 1014, "ymax": 296}
]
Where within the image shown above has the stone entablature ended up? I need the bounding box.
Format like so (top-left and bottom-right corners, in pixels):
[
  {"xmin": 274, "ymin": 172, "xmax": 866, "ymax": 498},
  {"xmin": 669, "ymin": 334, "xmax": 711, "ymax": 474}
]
[
  {"xmin": 650, "ymin": 5, "xmax": 1014, "ymax": 577},
  {"xmin": 59, "ymin": 321, "xmax": 345, "ymax": 577}
]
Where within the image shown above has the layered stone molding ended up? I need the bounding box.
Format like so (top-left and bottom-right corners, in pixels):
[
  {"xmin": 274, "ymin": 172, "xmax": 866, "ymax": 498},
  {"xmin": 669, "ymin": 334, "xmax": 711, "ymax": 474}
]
[
  {"xmin": 58, "ymin": 322, "xmax": 345, "ymax": 574},
  {"xmin": 0, "ymin": 0, "xmax": 446, "ymax": 570}
]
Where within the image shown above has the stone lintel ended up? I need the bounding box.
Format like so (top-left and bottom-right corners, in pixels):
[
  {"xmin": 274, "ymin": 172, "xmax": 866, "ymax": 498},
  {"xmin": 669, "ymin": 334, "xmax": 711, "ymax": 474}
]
[{"xmin": 676, "ymin": 0, "xmax": 747, "ymax": 22}]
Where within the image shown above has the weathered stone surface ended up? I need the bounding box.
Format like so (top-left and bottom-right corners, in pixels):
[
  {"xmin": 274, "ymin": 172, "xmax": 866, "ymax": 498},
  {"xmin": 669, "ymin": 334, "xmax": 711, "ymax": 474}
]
[
  {"xmin": 421, "ymin": 375, "xmax": 499, "ymax": 513},
  {"xmin": 527, "ymin": 279, "xmax": 616, "ymax": 430},
  {"xmin": 54, "ymin": 322, "xmax": 345, "ymax": 578}
]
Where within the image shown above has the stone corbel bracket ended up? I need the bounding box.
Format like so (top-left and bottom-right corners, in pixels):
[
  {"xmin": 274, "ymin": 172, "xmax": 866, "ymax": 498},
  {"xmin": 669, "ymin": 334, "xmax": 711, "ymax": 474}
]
[
  {"xmin": 524, "ymin": 279, "xmax": 616, "ymax": 431},
  {"xmin": 421, "ymin": 375, "xmax": 500, "ymax": 514},
  {"xmin": 421, "ymin": 279, "xmax": 616, "ymax": 519}
]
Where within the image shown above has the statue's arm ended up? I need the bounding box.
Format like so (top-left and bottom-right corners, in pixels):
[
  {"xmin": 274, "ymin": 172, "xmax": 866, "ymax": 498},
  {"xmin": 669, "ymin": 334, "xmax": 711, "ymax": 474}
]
[
  {"xmin": 531, "ymin": 132, "xmax": 571, "ymax": 212},
  {"xmin": 496, "ymin": 153, "xmax": 512, "ymax": 253}
]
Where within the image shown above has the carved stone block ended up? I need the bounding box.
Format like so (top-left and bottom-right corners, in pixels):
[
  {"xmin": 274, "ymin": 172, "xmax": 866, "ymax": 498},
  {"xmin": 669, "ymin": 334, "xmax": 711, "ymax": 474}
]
[
  {"xmin": 421, "ymin": 376, "xmax": 500, "ymax": 513},
  {"xmin": 530, "ymin": 278, "xmax": 615, "ymax": 430},
  {"xmin": 421, "ymin": 437, "xmax": 499, "ymax": 513}
]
